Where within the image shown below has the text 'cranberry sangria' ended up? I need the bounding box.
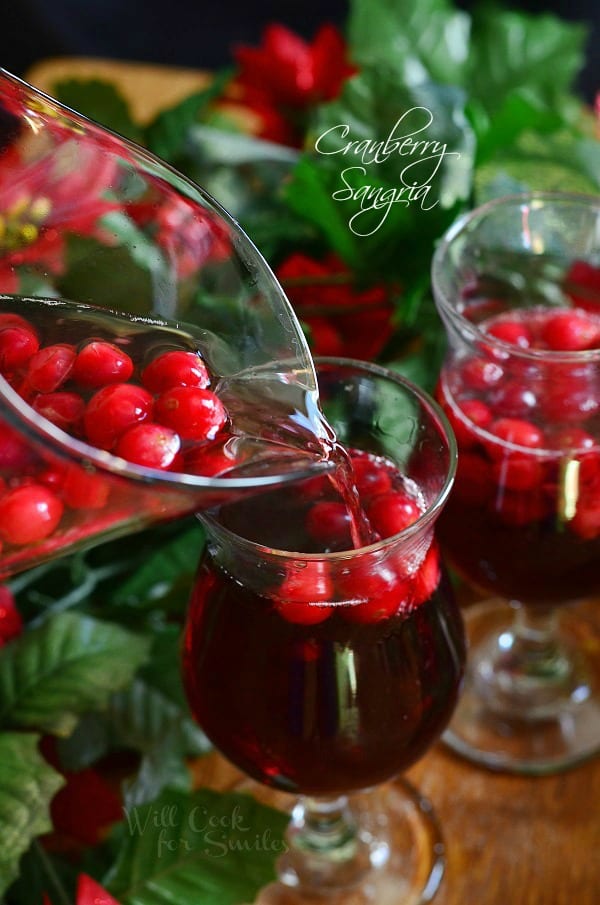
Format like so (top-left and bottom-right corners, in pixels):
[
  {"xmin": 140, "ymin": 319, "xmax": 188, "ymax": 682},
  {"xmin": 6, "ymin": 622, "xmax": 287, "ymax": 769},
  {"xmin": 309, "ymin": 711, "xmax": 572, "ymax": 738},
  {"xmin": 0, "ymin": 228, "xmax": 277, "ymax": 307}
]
[
  {"xmin": 184, "ymin": 359, "xmax": 465, "ymax": 902},
  {"xmin": 432, "ymin": 192, "xmax": 600, "ymax": 774}
]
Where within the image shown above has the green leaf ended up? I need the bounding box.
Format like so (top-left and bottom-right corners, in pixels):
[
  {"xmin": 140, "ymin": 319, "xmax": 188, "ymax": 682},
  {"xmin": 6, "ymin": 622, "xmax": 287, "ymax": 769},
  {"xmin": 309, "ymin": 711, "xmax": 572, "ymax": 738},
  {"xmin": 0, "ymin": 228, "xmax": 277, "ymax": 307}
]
[
  {"xmin": 467, "ymin": 9, "xmax": 587, "ymax": 116},
  {"xmin": 105, "ymin": 788, "xmax": 288, "ymax": 905},
  {"xmin": 347, "ymin": 0, "xmax": 471, "ymax": 86},
  {"xmin": 0, "ymin": 734, "xmax": 64, "ymax": 894},
  {"xmin": 0, "ymin": 613, "xmax": 150, "ymax": 735},
  {"xmin": 51, "ymin": 79, "xmax": 144, "ymax": 144}
]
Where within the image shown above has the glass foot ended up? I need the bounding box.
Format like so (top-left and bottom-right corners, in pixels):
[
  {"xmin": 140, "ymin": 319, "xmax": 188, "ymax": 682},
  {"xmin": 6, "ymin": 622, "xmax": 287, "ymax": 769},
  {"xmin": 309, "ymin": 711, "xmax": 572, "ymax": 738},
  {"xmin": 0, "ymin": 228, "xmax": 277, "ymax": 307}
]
[
  {"xmin": 244, "ymin": 779, "xmax": 445, "ymax": 905},
  {"xmin": 444, "ymin": 599, "xmax": 600, "ymax": 775}
]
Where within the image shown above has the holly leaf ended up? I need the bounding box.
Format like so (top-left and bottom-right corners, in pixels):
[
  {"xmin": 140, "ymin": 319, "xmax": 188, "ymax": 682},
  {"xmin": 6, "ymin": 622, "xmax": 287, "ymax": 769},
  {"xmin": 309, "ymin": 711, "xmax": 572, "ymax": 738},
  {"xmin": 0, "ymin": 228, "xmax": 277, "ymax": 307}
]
[
  {"xmin": 347, "ymin": 0, "xmax": 471, "ymax": 86},
  {"xmin": 0, "ymin": 613, "xmax": 150, "ymax": 735},
  {"xmin": 105, "ymin": 788, "xmax": 288, "ymax": 905},
  {"xmin": 52, "ymin": 79, "xmax": 143, "ymax": 144},
  {"xmin": 0, "ymin": 733, "xmax": 64, "ymax": 894}
]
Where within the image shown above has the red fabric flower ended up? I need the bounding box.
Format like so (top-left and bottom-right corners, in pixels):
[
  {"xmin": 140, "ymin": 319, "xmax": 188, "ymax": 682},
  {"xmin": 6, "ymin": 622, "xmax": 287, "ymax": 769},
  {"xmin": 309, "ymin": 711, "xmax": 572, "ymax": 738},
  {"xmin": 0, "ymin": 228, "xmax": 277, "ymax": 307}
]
[{"xmin": 277, "ymin": 252, "xmax": 395, "ymax": 360}]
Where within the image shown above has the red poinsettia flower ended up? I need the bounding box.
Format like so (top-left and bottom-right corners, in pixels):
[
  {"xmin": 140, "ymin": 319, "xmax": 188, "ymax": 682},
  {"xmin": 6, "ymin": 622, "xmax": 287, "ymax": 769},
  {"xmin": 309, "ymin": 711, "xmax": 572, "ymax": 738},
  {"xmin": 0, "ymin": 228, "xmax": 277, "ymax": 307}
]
[
  {"xmin": 229, "ymin": 24, "xmax": 356, "ymax": 145},
  {"xmin": 0, "ymin": 140, "xmax": 119, "ymax": 290},
  {"xmin": 277, "ymin": 252, "xmax": 395, "ymax": 360}
]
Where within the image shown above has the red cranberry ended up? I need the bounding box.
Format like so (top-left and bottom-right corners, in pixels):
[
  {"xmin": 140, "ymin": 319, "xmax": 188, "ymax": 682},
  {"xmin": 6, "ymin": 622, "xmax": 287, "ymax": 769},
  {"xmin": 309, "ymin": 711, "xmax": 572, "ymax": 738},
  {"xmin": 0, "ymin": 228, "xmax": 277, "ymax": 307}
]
[
  {"xmin": 0, "ymin": 325, "xmax": 39, "ymax": 373},
  {"xmin": 547, "ymin": 427, "xmax": 597, "ymax": 452},
  {"xmin": 305, "ymin": 501, "xmax": 351, "ymax": 546},
  {"xmin": 486, "ymin": 319, "xmax": 532, "ymax": 348},
  {"xmin": 350, "ymin": 452, "xmax": 392, "ymax": 497},
  {"xmin": 412, "ymin": 543, "xmax": 441, "ymax": 606},
  {"xmin": 84, "ymin": 383, "xmax": 154, "ymax": 450},
  {"xmin": 540, "ymin": 310, "xmax": 600, "ymax": 351},
  {"xmin": 72, "ymin": 341, "xmax": 134, "ymax": 387},
  {"xmin": 115, "ymin": 423, "xmax": 181, "ymax": 470},
  {"xmin": 492, "ymin": 489, "xmax": 548, "ymax": 526},
  {"xmin": 142, "ymin": 350, "xmax": 210, "ymax": 393},
  {"xmin": 446, "ymin": 398, "xmax": 492, "ymax": 449},
  {"xmin": 0, "ymin": 585, "xmax": 22, "ymax": 642},
  {"xmin": 154, "ymin": 386, "xmax": 227, "ymax": 441},
  {"xmin": 0, "ymin": 483, "xmax": 63, "ymax": 545},
  {"xmin": 490, "ymin": 380, "xmax": 537, "ymax": 418},
  {"xmin": 33, "ymin": 392, "xmax": 85, "ymax": 433},
  {"xmin": 541, "ymin": 371, "xmax": 599, "ymax": 423},
  {"xmin": 184, "ymin": 437, "xmax": 240, "ymax": 477},
  {"xmin": 274, "ymin": 561, "xmax": 333, "ymax": 624},
  {"xmin": 491, "ymin": 455, "xmax": 544, "ymax": 491},
  {"xmin": 62, "ymin": 464, "xmax": 110, "ymax": 509},
  {"xmin": 459, "ymin": 358, "xmax": 504, "ymax": 391},
  {"xmin": 340, "ymin": 564, "xmax": 410, "ymax": 624},
  {"xmin": 24, "ymin": 344, "xmax": 76, "ymax": 392},
  {"xmin": 571, "ymin": 496, "xmax": 600, "ymax": 539},
  {"xmin": 487, "ymin": 418, "xmax": 545, "ymax": 456},
  {"xmin": 366, "ymin": 491, "xmax": 421, "ymax": 538}
]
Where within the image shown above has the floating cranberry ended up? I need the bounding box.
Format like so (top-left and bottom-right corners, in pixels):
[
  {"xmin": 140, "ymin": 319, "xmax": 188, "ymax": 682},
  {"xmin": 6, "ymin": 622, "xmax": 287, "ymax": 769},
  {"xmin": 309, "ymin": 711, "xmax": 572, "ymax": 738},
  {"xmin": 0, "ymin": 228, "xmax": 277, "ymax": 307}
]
[
  {"xmin": 541, "ymin": 310, "xmax": 600, "ymax": 351},
  {"xmin": 0, "ymin": 325, "xmax": 39, "ymax": 373},
  {"xmin": 366, "ymin": 491, "xmax": 421, "ymax": 538},
  {"xmin": 547, "ymin": 427, "xmax": 597, "ymax": 452},
  {"xmin": 62, "ymin": 464, "xmax": 110, "ymax": 509},
  {"xmin": 490, "ymin": 380, "xmax": 537, "ymax": 418},
  {"xmin": 340, "ymin": 564, "xmax": 409, "ymax": 623},
  {"xmin": 72, "ymin": 341, "xmax": 134, "ymax": 387},
  {"xmin": 155, "ymin": 386, "xmax": 227, "ymax": 441},
  {"xmin": 571, "ymin": 495, "xmax": 600, "ymax": 539},
  {"xmin": 412, "ymin": 543, "xmax": 441, "ymax": 606},
  {"xmin": 305, "ymin": 501, "xmax": 351, "ymax": 546},
  {"xmin": 24, "ymin": 344, "xmax": 75, "ymax": 393},
  {"xmin": 446, "ymin": 398, "xmax": 492, "ymax": 449},
  {"xmin": 142, "ymin": 350, "xmax": 210, "ymax": 393},
  {"xmin": 0, "ymin": 483, "xmax": 63, "ymax": 545},
  {"xmin": 487, "ymin": 418, "xmax": 545, "ymax": 456},
  {"xmin": 33, "ymin": 392, "xmax": 85, "ymax": 433},
  {"xmin": 492, "ymin": 488, "xmax": 548, "ymax": 526},
  {"xmin": 274, "ymin": 561, "xmax": 333, "ymax": 624},
  {"xmin": 541, "ymin": 371, "xmax": 599, "ymax": 423},
  {"xmin": 486, "ymin": 319, "xmax": 532, "ymax": 348},
  {"xmin": 84, "ymin": 383, "xmax": 153, "ymax": 450},
  {"xmin": 459, "ymin": 358, "xmax": 504, "ymax": 391},
  {"xmin": 115, "ymin": 422, "xmax": 181, "ymax": 470},
  {"xmin": 184, "ymin": 437, "xmax": 240, "ymax": 477},
  {"xmin": 350, "ymin": 452, "xmax": 392, "ymax": 497},
  {"xmin": 491, "ymin": 455, "xmax": 544, "ymax": 491}
]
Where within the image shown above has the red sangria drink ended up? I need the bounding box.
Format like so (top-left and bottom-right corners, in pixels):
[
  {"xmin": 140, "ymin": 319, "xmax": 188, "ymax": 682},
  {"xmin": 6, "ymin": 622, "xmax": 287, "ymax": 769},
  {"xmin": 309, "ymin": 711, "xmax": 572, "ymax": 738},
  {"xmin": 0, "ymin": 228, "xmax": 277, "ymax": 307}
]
[
  {"xmin": 183, "ymin": 359, "xmax": 464, "ymax": 900},
  {"xmin": 432, "ymin": 192, "xmax": 600, "ymax": 774},
  {"xmin": 0, "ymin": 71, "xmax": 331, "ymax": 577}
]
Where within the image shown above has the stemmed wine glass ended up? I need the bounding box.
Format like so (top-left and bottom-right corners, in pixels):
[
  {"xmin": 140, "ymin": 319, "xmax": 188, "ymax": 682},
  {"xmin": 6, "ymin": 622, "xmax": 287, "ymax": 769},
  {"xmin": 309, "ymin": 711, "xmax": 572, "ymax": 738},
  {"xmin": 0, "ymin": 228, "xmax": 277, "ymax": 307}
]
[
  {"xmin": 432, "ymin": 192, "xmax": 600, "ymax": 773},
  {"xmin": 183, "ymin": 358, "xmax": 465, "ymax": 904}
]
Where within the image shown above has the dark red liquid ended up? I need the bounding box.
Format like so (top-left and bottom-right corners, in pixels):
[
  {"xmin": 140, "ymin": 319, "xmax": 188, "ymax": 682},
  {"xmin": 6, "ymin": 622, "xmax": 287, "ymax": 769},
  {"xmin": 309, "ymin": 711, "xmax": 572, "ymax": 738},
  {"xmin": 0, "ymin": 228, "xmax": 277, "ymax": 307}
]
[
  {"xmin": 183, "ymin": 449, "xmax": 464, "ymax": 796},
  {"xmin": 437, "ymin": 305, "xmax": 600, "ymax": 605}
]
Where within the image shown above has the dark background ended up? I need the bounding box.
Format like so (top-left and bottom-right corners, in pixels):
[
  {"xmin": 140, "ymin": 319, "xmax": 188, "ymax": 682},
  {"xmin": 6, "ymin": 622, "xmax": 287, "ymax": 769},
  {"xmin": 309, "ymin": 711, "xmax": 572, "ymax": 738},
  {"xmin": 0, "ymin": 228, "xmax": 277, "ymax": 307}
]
[{"xmin": 1, "ymin": 0, "xmax": 598, "ymax": 102}]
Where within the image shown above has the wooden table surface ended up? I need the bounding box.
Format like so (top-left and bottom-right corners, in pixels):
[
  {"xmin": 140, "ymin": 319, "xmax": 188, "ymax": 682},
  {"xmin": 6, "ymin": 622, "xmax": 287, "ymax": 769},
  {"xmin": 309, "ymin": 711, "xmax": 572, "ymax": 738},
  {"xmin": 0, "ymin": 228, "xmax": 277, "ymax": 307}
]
[{"xmin": 25, "ymin": 58, "xmax": 600, "ymax": 905}]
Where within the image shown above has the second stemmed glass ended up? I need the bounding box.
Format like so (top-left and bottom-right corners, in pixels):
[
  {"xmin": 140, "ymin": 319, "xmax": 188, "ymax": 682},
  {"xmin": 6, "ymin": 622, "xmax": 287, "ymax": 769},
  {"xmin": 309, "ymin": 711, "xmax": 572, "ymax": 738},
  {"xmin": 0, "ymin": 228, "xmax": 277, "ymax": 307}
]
[
  {"xmin": 432, "ymin": 191, "xmax": 600, "ymax": 774},
  {"xmin": 183, "ymin": 358, "xmax": 464, "ymax": 904}
]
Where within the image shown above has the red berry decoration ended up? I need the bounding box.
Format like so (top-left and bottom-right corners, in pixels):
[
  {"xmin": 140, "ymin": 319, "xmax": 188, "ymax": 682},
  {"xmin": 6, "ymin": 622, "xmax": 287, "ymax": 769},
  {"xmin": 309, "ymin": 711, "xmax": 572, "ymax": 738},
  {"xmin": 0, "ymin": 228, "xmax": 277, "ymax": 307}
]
[
  {"xmin": 366, "ymin": 491, "xmax": 421, "ymax": 538},
  {"xmin": 0, "ymin": 483, "xmax": 63, "ymax": 545},
  {"xmin": 0, "ymin": 325, "xmax": 39, "ymax": 372},
  {"xmin": 33, "ymin": 392, "xmax": 85, "ymax": 433},
  {"xmin": 541, "ymin": 310, "xmax": 600, "ymax": 351},
  {"xmin": 25, "ymin": 344, "xmax": 75, "ymax": 392},
  {"xmin": 62, "ymin": 464, "xmax": 110, "ymax": 509},
  {"xmin": 115, "ymin": 422, "xmax": 181, "ymax": 470},
  {"xmin": 340, "ymin": 564, "xmax": 410, "ymax": 624},
  {"xmin": 84, "ymin": 383, "xmax": 153, "ymax": 449},
  {"xmin": 350, "ymin": 452, "xmax": 392, "ymax": 497},
  {"xmin": 305, "ymin": 501, "xmax": 351, "ymax": 546},
  {"xmin": 141, "ymin": 350, "xmax": 210, "ymax": 393},
  {"xmin": 487, "ymin": 418, "xmax": 545, "ymax": 455},
  {"xmin": 72, "ymin": 341, "xmax": 134, "ymax": 387},
  {"xmin": 0, "ymin": 585, "xmax": 22, "ymax": 643},
  {"xmin": 275, "ymin": 561, "xmax": 333, "ymax": 624},
  {"xmin": 486, "ymin": 319, "xmax": 532, "ymax": 348},
  {"xmin": 155, "ymin": 386, "xmax": 227, "ymax": 441}
]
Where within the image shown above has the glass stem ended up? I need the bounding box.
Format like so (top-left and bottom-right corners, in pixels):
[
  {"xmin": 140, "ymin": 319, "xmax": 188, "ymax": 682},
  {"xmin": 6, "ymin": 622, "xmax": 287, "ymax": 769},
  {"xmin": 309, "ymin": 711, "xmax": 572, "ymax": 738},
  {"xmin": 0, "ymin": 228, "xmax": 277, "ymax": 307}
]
[
  {"xmin": 291, "ymin": 796, "xmax": 358, "ymax": 858},
  {"xmin": 509, "ymin": 605, "xmax": 566, "ymax": 681}
]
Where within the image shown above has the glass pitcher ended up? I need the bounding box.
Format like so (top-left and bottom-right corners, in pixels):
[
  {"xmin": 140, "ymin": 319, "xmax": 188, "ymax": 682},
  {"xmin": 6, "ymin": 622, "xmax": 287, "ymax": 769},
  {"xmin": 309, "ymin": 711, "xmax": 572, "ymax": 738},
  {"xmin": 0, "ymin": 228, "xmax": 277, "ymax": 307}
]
[{"xmin": 0, "ymin": 70, "xmax": 328, "ymax": 578}]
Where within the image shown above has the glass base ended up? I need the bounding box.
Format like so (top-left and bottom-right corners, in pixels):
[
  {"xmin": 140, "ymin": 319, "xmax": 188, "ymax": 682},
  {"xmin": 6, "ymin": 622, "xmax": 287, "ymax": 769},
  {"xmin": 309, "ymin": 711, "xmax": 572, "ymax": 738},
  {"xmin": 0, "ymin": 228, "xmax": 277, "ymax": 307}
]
[
  {"xmin": 243, "ymin": 779, "xmax": 445, "ymax": 905},
  {"xmin": 444, "ymin": 599, "xmax": 600, "ymax": 775}
]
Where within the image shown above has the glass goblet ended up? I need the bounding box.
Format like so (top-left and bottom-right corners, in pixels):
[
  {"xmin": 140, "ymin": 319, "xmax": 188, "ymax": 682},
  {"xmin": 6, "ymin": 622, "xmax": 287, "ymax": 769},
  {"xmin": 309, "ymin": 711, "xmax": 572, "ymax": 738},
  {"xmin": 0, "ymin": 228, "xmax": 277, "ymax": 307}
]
[
  {"xmin": 432, "ymin": 191, "xmax": 600, "ymax": 773},
  {"xmin": 183, "ymin": 358, "xmax": 464, "ymax": 904}
]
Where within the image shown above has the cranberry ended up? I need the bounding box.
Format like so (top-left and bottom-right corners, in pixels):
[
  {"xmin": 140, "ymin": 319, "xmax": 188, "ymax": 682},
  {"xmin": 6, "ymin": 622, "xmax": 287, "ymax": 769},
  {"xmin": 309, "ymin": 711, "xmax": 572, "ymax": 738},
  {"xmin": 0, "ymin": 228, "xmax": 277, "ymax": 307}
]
[
  {"xmin": 155, "ymin": 386, "xmax": 227, "ymax": 441},
  {"xmin": 487, "ymin": 418, "xmax": 545, "ymax": 456},
  {"xmin": 565, "ymin": 260, "xmax": 600, "ymax": 312},
  {"xmin": 0, "ymin": 483, "xmax": 63, "ymax": 545},
  {"xmin": 24, "ymin": 344, "xmax": 75, "ymax": 393},
  {"xmin": 541, "ymin": 310, "xmax": 600, "ymax": 351},
  {"xmin": 490, "ymin": 380, "xmax": 537, "ymax": 418},
  {"xmin": 0, "ymin": 420, "xmax": 35, "ymax": 470},
  {"xmin": 274, "ymin": 560, "xmax": 333, "ymax": 624},
  {"xmin": 366, "ymin": 491, "xmax": 421, "ymax": 538},
  {"xmin": 142, "ymin": 350, "xmax": 210, "ymax": 393},
  {"xmin": 491, "ymin": 455, "xmax": 544, "ymax": 491},
  {"xmin": 571, "ymin": 496, "xmax": 600, "ymax": 539},
  {"xmin": 412, "ymin": 543, "xmax": 441, "ymax": 606},
  {"xmin": 115, "ymin": 423, "xmax": 181, "ymax": 470},
  {"xmin": 541, "ymin": 371, "xmax": 599, "ymax": 423},
  {"xmin": 486, "ymin": 319, "xmax": 532, "ymax": 348},
  {"xmin": 340, "ymin": 564, "xmax": 410, "ymax": 623},
  {"xmin": 184, "ymin": 437, "xmax": 240, "ymax": 477},
  {"xmin": 547, "ymin": 427, "xmax": 597, "ymax": 452},
  {"xmin": 492, "ymin": 489, "xmax": 548, "ymax": 526},
  {"xmin": 0, "ymin": 585, "xmax": 22, "ymax": 643},
  {"xmin": 446, "ymin": 399, "xmax": 492, "ymax": 449},
  {"xmin": 33, "ymin": 392, "xmax": 85, "ymax": 433},
  {"xmin": 305, "ymin": 501, "xmax": 351, "ymax": 546},
  {"xmin": 62, "ymin": 464, "xmax": 110, "ymax": 509},
  {"xmin": 84, "ymin": 383, "xmax": 154, "ymax": 450},
  {"xmin": 459, "ymin": 358, "xmax": 504, "ymax": 391},
  {"xmin": 0, "ymin": 325, "xmax": 39, "ymax": 373},
  {"xmin": 350, "ymin": 452, "xmax": 392, "ymax": 497},
  {"xmin": 72, "ymin": 341, "xmax": 134, "ymax": 387}
]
